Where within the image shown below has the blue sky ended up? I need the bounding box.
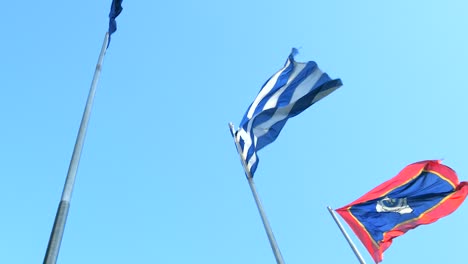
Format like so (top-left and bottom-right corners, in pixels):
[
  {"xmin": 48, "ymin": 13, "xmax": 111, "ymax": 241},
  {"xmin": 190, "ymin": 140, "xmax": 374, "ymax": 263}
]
[{"xmin": 2, "ymin": 1, "xmax": 468, "ymax": 263}]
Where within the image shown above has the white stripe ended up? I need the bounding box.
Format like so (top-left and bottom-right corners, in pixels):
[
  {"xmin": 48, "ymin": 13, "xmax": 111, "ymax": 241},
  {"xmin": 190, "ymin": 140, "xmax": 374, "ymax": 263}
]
[
  {"xmin": 311, "ymin": 88, "xmax": 338, "ymax": 104},
  {"xmin": 236, "ymin": 129, "xmax": 251, "ymax": 159},
  {"xmin": 247, "ymin": 152, "xmax": 257, "ymax": 172},
  {"xmin": 246, "ymin": 59, "xmax": 292, "ymax": 119},
  {"xmin": 253, "ymin": 104, "xmax": 293, "ymax": 138},
  {"xmin": 289, "ymin": 66, "xmax": 323, "ymax": 103},
  {"xmin": 245, "ymin": 62, "xmax": 306, "ymax": 138},
  {"xmin": 262, "ymin": 62, "xmax": 306, "ymax": 110},
  {"xmin": 236, "ymin": 128, "xmax": 258, "ymax": 172},
  {"xmin": 253, "ymin": 69, "xmax": 324, "ymax": 139}
]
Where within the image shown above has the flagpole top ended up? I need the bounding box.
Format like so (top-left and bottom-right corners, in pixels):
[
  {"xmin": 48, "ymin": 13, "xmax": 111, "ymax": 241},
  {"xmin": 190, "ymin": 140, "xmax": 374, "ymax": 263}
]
[{"xmin": 228, "ymin": 122, "xmax": 235, "ymax": 136}]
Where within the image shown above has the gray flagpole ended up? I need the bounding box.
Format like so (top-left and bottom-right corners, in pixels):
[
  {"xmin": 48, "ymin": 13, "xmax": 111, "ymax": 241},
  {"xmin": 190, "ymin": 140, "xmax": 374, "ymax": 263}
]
[
  {"xmin": 43, "ymin": 32, "xmax": 109, "ymax": 264},
  {"xmin": 327, "ymin": 206, "xmax": 367, "ymax": 264},
  {"xmin": 229, "ymin": 123, "xmax": 285, "ymax": 264}
]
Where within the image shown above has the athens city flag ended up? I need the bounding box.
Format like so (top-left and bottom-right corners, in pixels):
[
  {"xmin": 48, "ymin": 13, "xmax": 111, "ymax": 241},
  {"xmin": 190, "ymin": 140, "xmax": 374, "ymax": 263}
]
[{"xmin": 336, "ymin": 160, "xmax": 468, "ymax": 263}]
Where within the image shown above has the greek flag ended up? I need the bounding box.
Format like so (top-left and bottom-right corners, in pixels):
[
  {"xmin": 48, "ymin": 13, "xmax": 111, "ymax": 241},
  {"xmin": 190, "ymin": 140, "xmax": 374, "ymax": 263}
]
[{"xmin": 235, "ymin": 48, "xmax": 342, "ymax": 177}]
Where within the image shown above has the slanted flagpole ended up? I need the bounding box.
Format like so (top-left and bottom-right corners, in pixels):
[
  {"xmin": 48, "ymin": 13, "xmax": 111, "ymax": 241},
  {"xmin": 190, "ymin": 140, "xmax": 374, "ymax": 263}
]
[
  {"xmin": 43, "ymin": 32, "xmax": 109, "ymax": 264},
  {"xmin": 229, "ymin": 123, "xmax": 285, "ymax": 264},
  {"xmin": 327, "ymin": 206, "xmax": 366, "ymax": 264}
]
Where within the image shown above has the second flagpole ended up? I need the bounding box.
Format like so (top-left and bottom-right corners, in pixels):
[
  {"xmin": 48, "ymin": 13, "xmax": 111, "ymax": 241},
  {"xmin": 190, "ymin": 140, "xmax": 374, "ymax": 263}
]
[
  {"xmin": 229, "ymin": 123, "xmax": 285, "ymax": 264},
  {"xmin": 327, "ymin": 206, "xmax": 366, "ymax": 264}
]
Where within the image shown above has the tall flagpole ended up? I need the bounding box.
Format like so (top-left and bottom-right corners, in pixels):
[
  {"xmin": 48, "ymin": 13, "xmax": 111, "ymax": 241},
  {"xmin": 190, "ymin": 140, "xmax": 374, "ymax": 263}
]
[
  {"xmin": 229, "ymin": 123, "xmax": 285, "ymax": 264},
  {"xmin": 327, "ymin": 206, "xmax": 367, "ymax": 264},
  {"xmin": 43, "ymin": 32, "xmax": 109, "ymax": 264}
]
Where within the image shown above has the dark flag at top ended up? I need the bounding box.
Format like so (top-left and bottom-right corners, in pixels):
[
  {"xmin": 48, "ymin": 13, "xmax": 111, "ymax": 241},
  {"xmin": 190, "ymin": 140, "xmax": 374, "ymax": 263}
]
[
  {"xmin": 336, "ymin": 160, "xmax": 468, "ymax": 263},
  {"xmin": 108, "ymin": 0, "xmax": 123, "ymax": 46}
]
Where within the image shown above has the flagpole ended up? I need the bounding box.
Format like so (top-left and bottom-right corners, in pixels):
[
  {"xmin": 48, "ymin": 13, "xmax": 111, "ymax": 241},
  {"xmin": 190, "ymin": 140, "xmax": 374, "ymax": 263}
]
[
  {"xmin": 229, "ymin": 123, "xmax": 285, "ymax": 264},
  {"xmin": 43, "ymin": 32, "xmax": 109, "ymax": 264},
  {"xmin": 327, "ymin": 206, "xmax": 366, "ymax": 264}
]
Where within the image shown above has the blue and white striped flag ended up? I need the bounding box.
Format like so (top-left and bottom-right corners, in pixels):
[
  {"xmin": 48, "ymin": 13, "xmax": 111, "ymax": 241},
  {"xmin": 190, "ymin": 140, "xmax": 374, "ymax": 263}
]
[{"xmin": 235, "ymin": 48, "xmax": 342, "ymax": 177}]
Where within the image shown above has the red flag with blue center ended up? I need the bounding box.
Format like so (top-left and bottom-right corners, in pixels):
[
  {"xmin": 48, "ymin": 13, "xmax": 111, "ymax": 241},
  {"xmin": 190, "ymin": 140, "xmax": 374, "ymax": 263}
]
[{"xmin": 336, "ymin": 160, "xmax": 468, "ymax": 263}]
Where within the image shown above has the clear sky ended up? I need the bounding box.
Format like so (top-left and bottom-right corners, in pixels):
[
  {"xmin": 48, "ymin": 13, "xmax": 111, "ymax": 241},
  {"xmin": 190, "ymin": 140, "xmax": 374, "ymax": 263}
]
[{"xmin": 2, "ymin": 1, "xmax": 467, "ymax": 263}]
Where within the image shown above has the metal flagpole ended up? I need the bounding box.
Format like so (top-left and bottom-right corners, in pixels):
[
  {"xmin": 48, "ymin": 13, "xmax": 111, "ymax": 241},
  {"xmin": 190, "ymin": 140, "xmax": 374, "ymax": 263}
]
[
  {"xmin": 229, "ymin": 123, "xmax": 285, "ymax": 264},
  {"xmin": 43, "ymin": 32, "xmax": 109, "ymax": 264},
  {"xmin": 327, "ymin": 206, "xmax": 367, "ymax": 264}
]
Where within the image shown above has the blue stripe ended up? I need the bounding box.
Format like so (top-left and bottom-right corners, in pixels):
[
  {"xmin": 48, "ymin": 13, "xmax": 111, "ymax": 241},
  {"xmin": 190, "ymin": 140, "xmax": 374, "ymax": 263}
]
[
  {"xmin": 253, "ymin": 76, "xmax": 341, "ymax": 151},
  {"xmin": 238, "ymin": 136, "xmax": 245, "ymax": 152},
  {"xmin": 239, "ymin": 54, "xmax": 295, "ymax": 129},
  {"xmin": 244, "ymin": 61, "xmax": 320, "ymax": 132},
  {"xmin": 275, "ymin": 61, "xmax": 319, "ymax": 108},
  {"xmin": 288, "ymin": 77, "xmax": 342, "ymax": 118},
  {"xmin": 250, "ymin": 154, "xmax": 259, "ymax": 176},
  {"xmin": 254, "ymin": 79, "xmax": 342, "ymax": 151},
  {"xmin": 253, "ymin": 61, "xmax": 295, "ymax": 113},
  {"xmin": 256, "ymin": 116, "xmax": 288, "ymax": 151},
  {"xmin": 245, "ymin": 130, "xmax": 259, "ymax": 175}
]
